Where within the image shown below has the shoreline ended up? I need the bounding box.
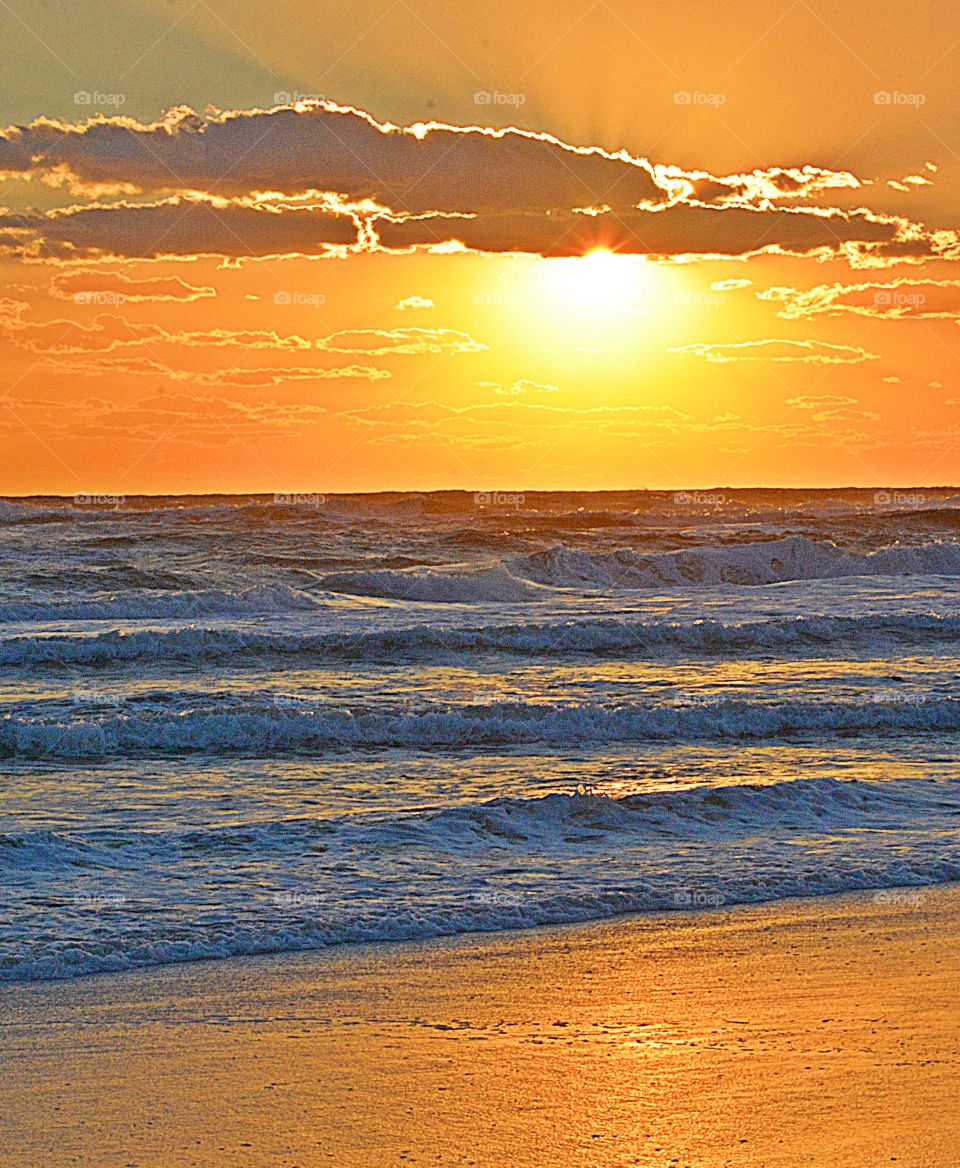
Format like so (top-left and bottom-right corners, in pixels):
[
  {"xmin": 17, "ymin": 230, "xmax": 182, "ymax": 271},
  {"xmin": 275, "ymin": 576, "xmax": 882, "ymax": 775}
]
[
  {"xmin": 3, "ymin": 884, "xmax": 959, "ymax": 1166},
  {"xmin": 0, "ymin": 876, "xmax": 942, "ymax": 990}
]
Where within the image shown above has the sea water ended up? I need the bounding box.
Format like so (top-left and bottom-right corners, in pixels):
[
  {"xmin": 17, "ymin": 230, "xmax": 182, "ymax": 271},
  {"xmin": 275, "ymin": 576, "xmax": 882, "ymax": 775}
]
[{"xmin": 2, "ymin": 488, "xmax": 959, "ymax": 981}]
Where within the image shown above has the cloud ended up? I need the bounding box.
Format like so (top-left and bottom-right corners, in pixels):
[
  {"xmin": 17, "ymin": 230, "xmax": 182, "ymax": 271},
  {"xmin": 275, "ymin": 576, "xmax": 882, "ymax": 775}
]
[
  {"xmin": 395, "ymin": 295, "xmax": 434, "ymax": 311},
  {"xmin": 2, "ymin": 196, "xmax": 357, "ymax": 261},
  {"xmin": 45, "ymin": 354, "xmax": 391, "ymax": 386},
  {"xmin": 0, "ymin": 102, "xmax": 949, "ymax": 265},
  {"xmin": 331, "ymin": 397, "xmax": 883, "ymax": 455},
  {"xmin": 477, "ymin": 379, "xmax": 560, "ymax": 396},
  {"xmin": 711, "ymin": 278, "xmax": 753, "ymax": 291},
  {"xmin": 1, "ymin": 302, "xmax": 482, "ymax": 360},
  {"xmin": 670, "ymin": 339, "xmax": 878, "ymax": 364},
  {"xmin": 0, "ymin": 297, "xmax": 29, "ymax": 326},
  {"xmin": 786, "ymin": 395, "xmax": 859, "ymax": 408},
  {"xmin": 0, "ymin": 390, "xmax": 330, "ymax": 444},
  {"xmin": 315, "ymin": 328, "xmax": 486, "ymax": 355},
  {"xmin": 0, "ymin": 103, "xmax": 665, "ymax": 213},
  {"xmin": 372, "ymin": 202, "xmax": 933, "ymax": 261},
  {"xmin": 203, "ymin": 365, "xmax": 388, "ymax": 386},
  {"xmin": 3, "ymin": 310, "xmax": 176, "ymax": 353},
  {"xmin": 761, "ymin": 278, "xmax": 960, "ymax": 320},
  {"xmin": 339, "ymin": 400, "xmax": 690, "ymax": 430},
  {"xmin": 48, "ymin": 269, "xmax": 215, "ymax": 302},
  {"xmin": 888, "ymin": 173, "xmax": 933, "ymax": 192},
  {"xmin": 0, "ymin": 302, "xmax": 312, "ymax": 354},
  {"xmin": 784, "ymin": 394, "xmax": 878, "ymax": 422},
  {"xmin": 663, "ymin": 165, "xmax": 862, "ymax": 205}
]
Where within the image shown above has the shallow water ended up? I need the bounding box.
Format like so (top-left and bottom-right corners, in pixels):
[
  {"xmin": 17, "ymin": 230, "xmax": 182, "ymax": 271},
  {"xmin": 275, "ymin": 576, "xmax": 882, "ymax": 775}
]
[{"xmin": 3, "ymin": 488, "xmax": 960, "ymax": 981}]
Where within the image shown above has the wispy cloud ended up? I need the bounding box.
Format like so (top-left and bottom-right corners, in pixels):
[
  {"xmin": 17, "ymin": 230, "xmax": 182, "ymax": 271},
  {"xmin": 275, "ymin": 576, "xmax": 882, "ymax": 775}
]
[
  {"xmin": 395, "ymin": 295, "xmax": 434, "ymax": 311},
  {"xmin": 48, "ymin": 269, "xmax": 216, "ymax": 302},
  {"xmin": 670, "ymin": 339, "xmax": 879, "ymax": 364},
  {"xmin": 761, "ymin": 277, "xmax": 960, "ymax": 320}
]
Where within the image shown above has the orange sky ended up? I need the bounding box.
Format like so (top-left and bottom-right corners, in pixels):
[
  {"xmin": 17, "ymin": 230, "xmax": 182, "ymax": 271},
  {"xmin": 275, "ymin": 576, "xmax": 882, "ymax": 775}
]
[{"xmin": 2, "ymin": 0, "xmax": 960, "ymax": 493}]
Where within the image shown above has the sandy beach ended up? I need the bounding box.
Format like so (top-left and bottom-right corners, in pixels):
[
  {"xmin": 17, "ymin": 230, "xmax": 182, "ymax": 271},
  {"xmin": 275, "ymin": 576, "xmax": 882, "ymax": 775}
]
[
  {"xmin": 3, "ymin": 884, "xmax": 958, "ymax": 1167},
  {"xmin": 7, "ymin": 0, "xmax": 960, "ymax": 1159}
]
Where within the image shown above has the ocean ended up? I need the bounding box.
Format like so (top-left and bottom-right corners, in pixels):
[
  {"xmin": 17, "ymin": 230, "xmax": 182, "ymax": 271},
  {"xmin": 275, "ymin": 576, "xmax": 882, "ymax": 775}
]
[{"xmin": 3, "ymin": 487, "xmax": 960, "ymax": 982}]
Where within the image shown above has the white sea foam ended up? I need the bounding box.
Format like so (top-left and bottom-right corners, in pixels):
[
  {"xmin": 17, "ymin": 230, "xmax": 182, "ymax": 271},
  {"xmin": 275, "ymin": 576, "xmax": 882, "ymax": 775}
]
[
  {"xmin": 3, "ymin": 610, "xmax": 960, "ymax": 666},
  {"xmin": 2, "ymin": 777, "xmax": 957, "ymax": 982},
  {"xmin": 0, "ymin": 584, "xmax": 323, "ymax": 624},
  {"xmin": 320, "ymin": 562, "xmax": 545, "ymax": 602},
  {"xmin": 3, "ymin": 694, "xmax": 960, "ymax": 758},
  {"xmin": 5, "ymin": 493, "xmax": 960, "ymax": 984},
  {"xmin": 321, "ymin": 536, "xmax": 960, "ymax": 602}
]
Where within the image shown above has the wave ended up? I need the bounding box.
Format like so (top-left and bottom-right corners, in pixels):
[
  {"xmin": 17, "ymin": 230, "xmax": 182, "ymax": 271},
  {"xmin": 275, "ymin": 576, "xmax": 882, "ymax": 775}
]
[
  {"xmin": 320, "ymin": 535, "xmax": 960, "ymax": 602},
  {"xmin": 5, "ymin": 610, "xmax": 960, "ymax": 667},
  {"xmin": 1, "ymin": 776, "xmax": 941, "ymax": 871},
  {"xmin": 8, "ymin": 536, "xmax": 960, "ymax": 618},
  {"xmin": 0, "ymin": 500, "xmax": 72, "ymax": 525},
  {"xmin": 320, "ymin": 562, "xmax": 546, "ymax": 602},
  {"xmin": 3, "ymin": 776, "xmax": 957, "ymax": 981},
  {"xmin": 0, "ymin": 584, "xmax": 324, "ymax": 624},
  {"xmin": 517, "ymin": 535, "xmax": 960, "ymax": 587},
  {"xmin": 3, "ymin": 693, "xmax": 959, "ymax": 758}
]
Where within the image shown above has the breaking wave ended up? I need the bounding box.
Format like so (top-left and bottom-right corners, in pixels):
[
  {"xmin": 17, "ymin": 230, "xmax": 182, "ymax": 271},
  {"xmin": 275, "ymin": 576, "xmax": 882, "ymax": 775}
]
[
  {"xmin": 5, "ymin": 610, "xmax": 960, "ymax": 667},
  {"xmin": 2, "ymin": 776, "xmax": 957, "ymax": 982},
  {"xmin": 3, "ymin": 693, "xmax": 959, "ymax": 758},
  {"xmin": 322, "ymin": 536, "xmax": 960, "ymax": 602}
]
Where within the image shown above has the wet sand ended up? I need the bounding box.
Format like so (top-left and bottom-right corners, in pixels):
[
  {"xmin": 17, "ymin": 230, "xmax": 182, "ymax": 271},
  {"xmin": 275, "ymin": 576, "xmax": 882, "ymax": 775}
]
[{"xmin": 2, "ymin": 885, "xmax": 958, "ymax": 1167}]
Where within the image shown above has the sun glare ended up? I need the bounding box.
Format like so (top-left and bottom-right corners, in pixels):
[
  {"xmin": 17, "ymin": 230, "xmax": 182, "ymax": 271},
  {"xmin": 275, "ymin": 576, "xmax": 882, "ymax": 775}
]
[
  {"xmin": 541, "ymin": 249, "xmax": 654, "ymax": 318},
  {"xmin": 512, "ymin": 248, "xmax": 673, "ymax": 352}
]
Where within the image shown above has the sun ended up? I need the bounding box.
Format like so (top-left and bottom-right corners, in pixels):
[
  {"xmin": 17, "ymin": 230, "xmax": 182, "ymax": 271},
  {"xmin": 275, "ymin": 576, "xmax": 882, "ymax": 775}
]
[
  {"xmin": 539, "ymin": 248, "xmax": 655, "ymax": 318},
  {"xmin": 493, "ymin": 247, "xmax": 678, "ymax": 359}
]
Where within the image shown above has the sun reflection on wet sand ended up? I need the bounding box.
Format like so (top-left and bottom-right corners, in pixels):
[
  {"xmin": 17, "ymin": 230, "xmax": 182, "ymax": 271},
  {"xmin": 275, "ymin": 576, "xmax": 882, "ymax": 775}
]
[{"xmin": 2, "ymin": 887, "xmax": 958, "ymax": 1166}]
